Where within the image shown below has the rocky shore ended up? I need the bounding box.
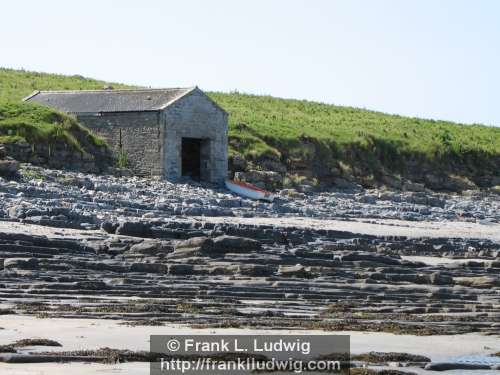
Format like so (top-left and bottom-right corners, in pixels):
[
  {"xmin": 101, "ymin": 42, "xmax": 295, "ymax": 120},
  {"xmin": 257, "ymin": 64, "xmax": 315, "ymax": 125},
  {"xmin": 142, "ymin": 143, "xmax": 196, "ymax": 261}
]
[
  {"xmin": 0, "ymin": 164, "xmax": 499, "ymax": 373},
  {"xmin": 1, "ymin": 165, "xmax": 499, "ymax": 228},
  {"xmin": 0, "ymin": 217, "xmax": 498, "ymax": 335}
]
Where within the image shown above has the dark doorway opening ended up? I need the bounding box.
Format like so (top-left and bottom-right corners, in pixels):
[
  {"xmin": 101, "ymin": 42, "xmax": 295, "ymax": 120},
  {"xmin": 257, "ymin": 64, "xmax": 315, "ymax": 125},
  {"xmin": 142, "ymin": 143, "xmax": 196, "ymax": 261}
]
[{"xmin": 181, "ymin": 138, "xmax": 201, "ymax": 180}]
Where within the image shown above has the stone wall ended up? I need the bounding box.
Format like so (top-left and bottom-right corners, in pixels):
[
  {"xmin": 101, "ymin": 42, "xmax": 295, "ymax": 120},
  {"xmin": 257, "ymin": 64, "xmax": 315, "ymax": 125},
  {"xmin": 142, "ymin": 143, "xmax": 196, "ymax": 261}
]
[
  {"xmin": 163, "ymin": 88, "xmax": 228, "ymax": 183},
  {"xmin": 73, "ymin": 89, "xmax": 228, "ymax": 183},
  {"xmin": 77, "ymin": 112, "xmax": 163, "ymax": 177},
  {"xmin": 1, "ymin": 140, "xmax": 111, "ymax": 174}
]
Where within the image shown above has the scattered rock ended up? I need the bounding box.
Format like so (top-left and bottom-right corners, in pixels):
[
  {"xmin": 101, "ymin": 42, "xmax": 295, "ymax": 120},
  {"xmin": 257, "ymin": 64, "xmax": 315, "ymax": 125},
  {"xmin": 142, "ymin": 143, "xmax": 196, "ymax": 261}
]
[
  {"xmin": 128, "ymin": 241, "xmax": 164, "ymax": 256},
  {"xmin": 424, "ymin": 362, "xmax": 492, "ymax": 371},
  {"xmin": 12, "ymin": 339, "xmax": 62, "ymax": 348},
  {"xmin": 116, "ymin": 221, "xmax": 152, "ymax": 237},
  {"xmin": 174, "ymin": 236, "xmax": 213, "ymax": 257},
  {"xmin": 234, "ymin": 170, "xmax": 283, "ymax": 190},
  {"xmin": 0, "ymin": 163, "xmax": 499, "ymax": 341},
  {"xmin": 349, "ymin": 369, "xmax": 417, "ymax": 375},
  {"xmin": 101, "ymin": 221, "xmax": 119, "ymax": 234},
  {"xmin": 229, "ymin": 154, "xmax": 248, "ymax": 171},
  {"xmin": 238, "ymin": 264, "xmax": 275, "ymax": 277},
  {"xmin": 168, "ymin": 264, "xmax": 194, "ymax": 275},
  {"xmin": 454, "ymin": 276, "xmax": 499, "ymax": 288},
  {"xmin": 130, "ymin": 263, "xmax": 167, "ymax": 274},
  {"xmin": 341, "ymin": 253, "xmax": 401, "ymax": 266},
  {"xmin": 352, "ymin": 352, "xmax": 431, "ymax": 363},
  {"xmin": 210, "ymin": 235, "xmax": 262, "ymax": 253},
  {"xmin": 278, "ymin": 264, "xmax": 313, "ymax": 278},
  {"xmin": 74, "ymin": 281, "xmax": 107, "ymax": 290},
  {"xmin": 0, "ymin": 345, "xmax": 16, "ymax": 353},
  {"xmin": 429, "ymin": 272, "xmax": 454, "ymax": 285},
  {"xmin": 174, "ymin": 235, "xmax": 261, "ymax": 255},
  {"xmin": 333, "ymin": 177, "xmax": 362, "ymax": 191},
  {"xmin": 0, "ymin": 157, "xmax": 20, "ymax": 177},
  {"xmin": 3, "ymin": 258, "xmax": 39, "ymax": 270}
]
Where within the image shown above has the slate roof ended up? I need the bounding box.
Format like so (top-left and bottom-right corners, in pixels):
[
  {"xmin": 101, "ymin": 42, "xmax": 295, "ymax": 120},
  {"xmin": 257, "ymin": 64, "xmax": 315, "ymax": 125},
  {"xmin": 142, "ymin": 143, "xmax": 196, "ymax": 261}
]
[{"xmin": 24, "ymin": 87, "xmax": 196, "ymax": 113}]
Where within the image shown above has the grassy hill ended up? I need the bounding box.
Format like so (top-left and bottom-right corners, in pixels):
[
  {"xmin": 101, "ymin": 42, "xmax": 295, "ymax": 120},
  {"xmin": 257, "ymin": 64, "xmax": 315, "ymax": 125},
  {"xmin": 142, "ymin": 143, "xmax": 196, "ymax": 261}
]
[
  {"xmin": 0, "ymin": 100, "xmax": 112, "ymax": 173},
  {"xmin": 0, "ymin": 68, "xmax": 130, "ymax": 101},
  {"xmin": 211, "ymin": 92, "xmax": 500, "ymax": 189},
  {"xmin": 0, "ymin": 68, "xmax": 117, "ymax": 172},
  {"xmin": 0, "ymin": 68, "xmax": 128, "ymax": 149},
  {"xmin": 0, "ymin": 100, "xmax": 106, "ymax": 151},
  {"xmin": 1, "ymin": 67, "xmax": 499, "ymax": 190}
]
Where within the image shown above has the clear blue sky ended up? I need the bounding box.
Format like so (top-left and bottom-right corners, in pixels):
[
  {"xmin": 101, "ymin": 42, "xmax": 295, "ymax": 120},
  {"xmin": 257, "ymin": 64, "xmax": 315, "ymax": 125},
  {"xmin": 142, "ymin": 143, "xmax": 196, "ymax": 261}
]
[{"xmin": 2, "ymin": 0, "xmax": 499, "ymax": 126}]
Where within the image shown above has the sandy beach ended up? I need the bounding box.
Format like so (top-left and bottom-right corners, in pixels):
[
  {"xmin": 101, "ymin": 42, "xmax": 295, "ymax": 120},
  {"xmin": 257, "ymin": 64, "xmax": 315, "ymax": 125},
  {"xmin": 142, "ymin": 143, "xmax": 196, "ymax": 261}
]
[{"xmin": 1, "ymin": 316, "xmax": 499, "ymax": 374}]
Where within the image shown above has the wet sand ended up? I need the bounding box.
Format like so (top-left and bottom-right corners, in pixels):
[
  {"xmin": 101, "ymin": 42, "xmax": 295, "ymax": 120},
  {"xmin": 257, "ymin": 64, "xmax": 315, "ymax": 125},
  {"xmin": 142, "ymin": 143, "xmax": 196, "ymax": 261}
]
[
  {"xmin": 1, "ymin": 197, "xmax": 499, "ymax": 374},
  {"xmin": 2, "ymin": 215, "xmax": 500, "ymax": 243},
  {"xmin": 1, "ymin": 316, "xmax": 498, "ymax": 374},
  {"xmin": 401, "ymin": 255, "xmax": 491, "ymax": 265},
  {"xmin": 0, "ymin": 220, "xmax": 103, "ymax": 239},
  {"xmin": 0, "ymin": 362, "xmax": 148, "ymax": 375},
  {"xmin": 199, "ymin": 216, "xmax": 500, "ymax": 242}
]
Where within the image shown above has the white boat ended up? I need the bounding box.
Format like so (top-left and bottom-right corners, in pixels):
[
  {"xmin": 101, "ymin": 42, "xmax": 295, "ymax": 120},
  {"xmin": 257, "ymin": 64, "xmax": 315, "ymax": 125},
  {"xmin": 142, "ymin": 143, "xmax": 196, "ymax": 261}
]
[{"xmin": 225, "ymin": 179, "xmax": 275, "ymax": 202}]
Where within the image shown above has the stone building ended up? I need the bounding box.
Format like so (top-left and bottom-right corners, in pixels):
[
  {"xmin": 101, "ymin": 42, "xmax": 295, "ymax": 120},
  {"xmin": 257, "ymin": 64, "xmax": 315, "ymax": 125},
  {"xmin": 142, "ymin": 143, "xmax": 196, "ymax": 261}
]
[{"xmin": 24, "ymin": 87, "xmax": 228, "ymax": 183}]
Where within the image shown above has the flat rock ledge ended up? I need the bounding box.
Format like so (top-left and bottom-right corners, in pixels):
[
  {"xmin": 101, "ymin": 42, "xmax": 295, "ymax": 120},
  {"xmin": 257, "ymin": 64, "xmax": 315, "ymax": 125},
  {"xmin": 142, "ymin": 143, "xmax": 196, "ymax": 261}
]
[{"xmin": 0, "ymin": 217, "xmax": 498, "ymax": 336}]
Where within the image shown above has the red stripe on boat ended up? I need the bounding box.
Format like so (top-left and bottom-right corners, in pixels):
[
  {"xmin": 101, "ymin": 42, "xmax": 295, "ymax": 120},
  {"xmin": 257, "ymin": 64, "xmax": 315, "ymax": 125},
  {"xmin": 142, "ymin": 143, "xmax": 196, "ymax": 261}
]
[{"xmin": 229, "ymin": 180, "xmax": 270, "ymax": 193}]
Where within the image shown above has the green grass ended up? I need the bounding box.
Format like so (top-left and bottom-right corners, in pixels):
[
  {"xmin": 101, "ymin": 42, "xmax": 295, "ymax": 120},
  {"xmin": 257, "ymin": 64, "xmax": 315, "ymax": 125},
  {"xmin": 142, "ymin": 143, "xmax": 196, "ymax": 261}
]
[
  {"xmin": 0, "ymin": 67, "xmax": 130, "ymax": 101},
  {"xmin": 0, "ymin": 68, "xmax": 118, "ymax": 154},
  {"xmin": 0, "ymin": 100, "xmax": 107, "ymax": 154},
  {"xmin": 1, "ymin": 67, "xmax": 499, "ymax": 185},
  {"xmin": 210, "ymin": 91, "xmax": 500, "ymax": 159},
  {"xmin": 0, "ymin": 67, "xmax": 127, "ymax": 158},
  {"xmin": 209, "ymin": 92, "xmax": 500, "ymax": 182}
]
